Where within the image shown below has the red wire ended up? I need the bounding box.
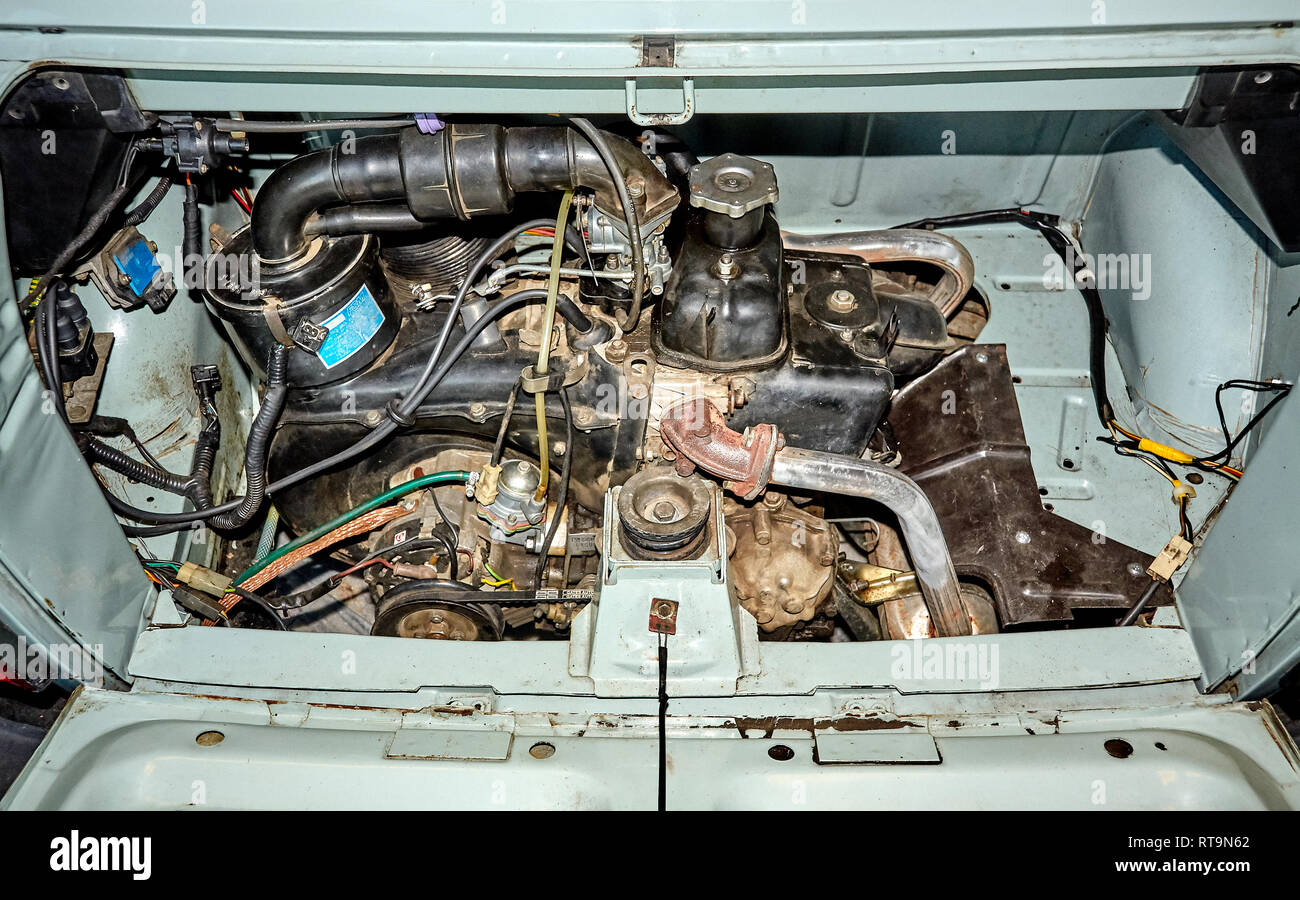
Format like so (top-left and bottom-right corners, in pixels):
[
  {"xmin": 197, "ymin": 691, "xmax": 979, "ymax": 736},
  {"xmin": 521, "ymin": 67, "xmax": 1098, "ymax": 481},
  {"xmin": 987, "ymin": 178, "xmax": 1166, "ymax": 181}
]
[{"xmin": 231, "ymin": 189, "xmax": 253, "ymax": 215}]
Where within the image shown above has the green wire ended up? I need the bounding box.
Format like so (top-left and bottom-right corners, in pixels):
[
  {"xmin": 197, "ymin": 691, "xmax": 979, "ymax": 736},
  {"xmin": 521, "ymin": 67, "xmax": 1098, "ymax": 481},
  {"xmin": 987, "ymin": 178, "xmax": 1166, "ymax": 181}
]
[{"xmin": 235, "ymin": 470, "xmax": 471, "ymax": 585}]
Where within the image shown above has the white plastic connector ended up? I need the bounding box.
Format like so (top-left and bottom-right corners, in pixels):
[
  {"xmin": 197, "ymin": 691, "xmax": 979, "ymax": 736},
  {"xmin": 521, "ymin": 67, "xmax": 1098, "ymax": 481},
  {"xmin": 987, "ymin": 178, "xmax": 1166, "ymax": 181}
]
[
  {"xmin": 175, "ymin": 561, "xmax": 234, "ymax": 598},
  {"xmin": 1146, "ymin": 535, "xmax": 1193, "ymax": 584}
]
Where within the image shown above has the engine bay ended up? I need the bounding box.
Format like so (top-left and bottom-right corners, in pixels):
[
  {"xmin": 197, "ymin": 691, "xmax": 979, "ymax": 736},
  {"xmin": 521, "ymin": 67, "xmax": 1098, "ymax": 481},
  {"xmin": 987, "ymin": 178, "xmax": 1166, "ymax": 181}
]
[{"xmin": 4, "ymin": 71, "xmax": 1294, "ymax": 664}]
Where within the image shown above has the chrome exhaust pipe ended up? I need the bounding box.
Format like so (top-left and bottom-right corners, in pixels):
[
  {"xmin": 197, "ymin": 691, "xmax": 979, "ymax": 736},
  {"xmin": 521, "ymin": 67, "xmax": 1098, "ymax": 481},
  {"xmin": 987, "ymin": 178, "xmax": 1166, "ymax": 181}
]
[
  {"xmin": 659, "ymin": 399, "xmax": 971, "ymax": 637},
  {"xmin": 781, "ymin": 228, "xmax": 975, "ymax": 318}
]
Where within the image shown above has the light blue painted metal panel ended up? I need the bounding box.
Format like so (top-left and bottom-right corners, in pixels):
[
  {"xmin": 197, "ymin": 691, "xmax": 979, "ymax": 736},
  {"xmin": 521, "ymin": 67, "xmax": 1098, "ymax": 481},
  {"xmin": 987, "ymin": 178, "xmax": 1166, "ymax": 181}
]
[
  {"xmin": 126, "ymin": 611, "xmax": 1205, "ymax": 696},
  {"xmin": 5, "ymin": 683, "xmax": 1296, "ymax": 809},
  {"xmin": 118, "ymin": 71, "xmax": 1200, "ymax": 117},
  {"xmin": 1084, "ymin": 115, "xmax": 1271, "ymax": 457},
  {"xmin": 687, "ymin": 111, "xmax": 1132, "ymax": 231},
  {"xmin": 49, "ymin": 178, "xmax": 256, "ymax": 566},
  {"xmin": 0, "ymin": 189, "xmax": 147, "ymax": 683},
  {"xmin": 1176, "ymin": 235, "xmax": 1300, "ymax": 696},
  {"xmin": 0, "ymin": 63, "xmax": 254, "ymax": 677},
  {"xmin": 1, "ymin": 2, "xmax": 1297, "ymax": 77},
  {"xmin": 1177, "ymin": 391, "xmax": 1300, "ymax": 696}
]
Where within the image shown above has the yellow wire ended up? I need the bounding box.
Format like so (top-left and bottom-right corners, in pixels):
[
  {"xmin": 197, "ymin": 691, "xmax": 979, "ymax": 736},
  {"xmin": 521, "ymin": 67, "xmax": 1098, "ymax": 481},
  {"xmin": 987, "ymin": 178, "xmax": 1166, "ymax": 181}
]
[
  {"xmin": 532, "ymin": 189, "xmax": 575, "ymax": 502},
  {"xmin": 1110, "ymin": 418, "xmax": 1242, "ymax": 478},
  {"xmin": 481, "ymin": 560, "xmax": 516, "ymax": 590}
]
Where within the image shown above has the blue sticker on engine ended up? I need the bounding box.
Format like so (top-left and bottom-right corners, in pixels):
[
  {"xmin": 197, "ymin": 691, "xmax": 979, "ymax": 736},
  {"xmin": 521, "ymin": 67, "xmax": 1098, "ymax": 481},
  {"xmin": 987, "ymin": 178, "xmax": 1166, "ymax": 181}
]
[{"xmin": 317, "ymin": 284, "xmax": 384, "ymax": 369}]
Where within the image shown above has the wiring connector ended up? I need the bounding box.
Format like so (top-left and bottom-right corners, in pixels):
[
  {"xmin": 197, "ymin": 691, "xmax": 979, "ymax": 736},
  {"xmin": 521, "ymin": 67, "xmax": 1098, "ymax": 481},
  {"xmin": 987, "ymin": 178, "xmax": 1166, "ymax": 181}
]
[
  {"xmin": 1146, "ymin": 535, "xmax": 1193, "ymax": 584},
  {"xmin": 170, "ymin": 585, "xmax": 229, "ymax": 622},
  {"xmin": 175, "ymin": 561, "xmax": 234, "ymax": 597},
  {"xmin": 476, "ymin": 463, "xmax": 501, "ymax": 506}
]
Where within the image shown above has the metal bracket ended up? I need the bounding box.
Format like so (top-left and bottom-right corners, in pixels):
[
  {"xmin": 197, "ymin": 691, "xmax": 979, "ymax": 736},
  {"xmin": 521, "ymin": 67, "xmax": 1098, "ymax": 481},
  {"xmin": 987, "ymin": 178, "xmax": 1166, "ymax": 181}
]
[
  {"xmin": 837, "ymin": 560, "xmax": 919, "ymax": 608},
  {"xmin": 625, "ymin": 77, "xmax": 695, "ymax": 126},
  {"xmin": 519, "ymin": 353, "xmax": 588, "ymax": 394},
  {"xmin": 640, "ymin": 36, "xmax": 676, "ymax": 68}
]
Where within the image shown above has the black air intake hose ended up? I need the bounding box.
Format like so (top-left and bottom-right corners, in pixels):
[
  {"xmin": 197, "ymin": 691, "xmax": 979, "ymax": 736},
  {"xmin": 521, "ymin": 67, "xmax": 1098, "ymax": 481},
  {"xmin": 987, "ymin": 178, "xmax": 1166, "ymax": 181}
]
[{"xmin": 251, "ymin": 124, "xmax": 678, "ymax": 263}]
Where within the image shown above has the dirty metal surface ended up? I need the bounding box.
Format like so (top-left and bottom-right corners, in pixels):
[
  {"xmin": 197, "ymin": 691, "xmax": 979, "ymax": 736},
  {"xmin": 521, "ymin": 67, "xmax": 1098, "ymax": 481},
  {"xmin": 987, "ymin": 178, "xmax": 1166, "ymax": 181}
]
[
  {"xmin": 889, "ymin": 344, "xmax": 1169, "ymax": 628},
  {"xmin": 60, "ymin": 332, "xmax": 113, "ymax": 424},
  {"xmin": 6, "ymin": 683, "xmax": 1297, "ymax": 810}
]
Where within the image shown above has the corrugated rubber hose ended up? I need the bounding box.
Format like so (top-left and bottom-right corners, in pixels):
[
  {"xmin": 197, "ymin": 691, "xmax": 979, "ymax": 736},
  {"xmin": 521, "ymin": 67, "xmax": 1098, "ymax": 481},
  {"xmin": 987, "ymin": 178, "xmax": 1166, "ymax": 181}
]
[{"xmin": 204, "ymin": 343, "xmax": 289, "ymax": 530}]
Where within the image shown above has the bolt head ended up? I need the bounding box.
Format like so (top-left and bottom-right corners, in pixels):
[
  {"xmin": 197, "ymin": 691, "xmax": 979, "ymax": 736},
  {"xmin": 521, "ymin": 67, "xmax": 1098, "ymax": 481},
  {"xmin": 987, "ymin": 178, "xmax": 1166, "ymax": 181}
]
[{"xmin": 652, "ymin": 500, "xmax": 679, "ymax": 522}]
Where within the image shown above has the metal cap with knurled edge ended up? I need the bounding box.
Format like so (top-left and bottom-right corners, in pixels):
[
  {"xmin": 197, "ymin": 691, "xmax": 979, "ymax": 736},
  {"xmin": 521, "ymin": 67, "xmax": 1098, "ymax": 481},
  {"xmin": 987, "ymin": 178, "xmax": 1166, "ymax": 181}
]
[{"xmin": 688, "ymin": 153, "xmax": 779, "ymax": 218}]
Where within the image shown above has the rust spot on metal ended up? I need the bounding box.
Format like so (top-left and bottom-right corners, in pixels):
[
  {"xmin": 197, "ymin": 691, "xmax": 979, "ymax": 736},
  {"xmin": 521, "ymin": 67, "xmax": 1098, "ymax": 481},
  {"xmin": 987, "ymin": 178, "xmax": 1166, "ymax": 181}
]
[
  {"xmin": 733, "ymin": 716, "xmax": 811, "ymax": 738},
  {"xmin": 828, "ymin": 716, "xmax": 910, "ymax": 731},
  {"xmin": 732, "ymin": 714, "xmax": 915, "ymax": 738},
  {"xmin": 1256, "ymin": 704, "xmax": 1300, "ymax": 775}
]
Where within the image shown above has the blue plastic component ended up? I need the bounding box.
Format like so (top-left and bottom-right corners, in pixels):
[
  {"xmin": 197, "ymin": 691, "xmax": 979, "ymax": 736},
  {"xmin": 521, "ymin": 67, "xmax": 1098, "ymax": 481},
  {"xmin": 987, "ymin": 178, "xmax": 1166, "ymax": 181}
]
[{"xmin": 111, "ymin": 238, "xmax": 161, "ymax": 298}]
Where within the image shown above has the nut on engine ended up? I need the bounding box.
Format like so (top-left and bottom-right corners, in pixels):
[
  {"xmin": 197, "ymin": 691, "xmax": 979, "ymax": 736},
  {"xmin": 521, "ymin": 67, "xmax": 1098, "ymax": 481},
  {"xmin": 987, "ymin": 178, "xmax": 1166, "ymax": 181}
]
[{"xmin": 725, "ymin": 492, "xmax": 837, "ymax": 631}]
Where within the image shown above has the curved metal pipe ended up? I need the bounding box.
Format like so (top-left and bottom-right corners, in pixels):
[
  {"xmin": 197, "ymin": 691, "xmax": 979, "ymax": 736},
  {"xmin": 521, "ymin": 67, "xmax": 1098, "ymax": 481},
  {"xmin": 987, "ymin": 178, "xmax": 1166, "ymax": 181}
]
[
  {"xmin": 658, "ymin": 398, "xmax": 970, "ymax": 637},
  {"xmin": 780, "ymin": 228, "xmax": 975, "ymax": 319},
  {"xmin": 768, "ymin": 446, "xmax": 971, "ymax": 637}
]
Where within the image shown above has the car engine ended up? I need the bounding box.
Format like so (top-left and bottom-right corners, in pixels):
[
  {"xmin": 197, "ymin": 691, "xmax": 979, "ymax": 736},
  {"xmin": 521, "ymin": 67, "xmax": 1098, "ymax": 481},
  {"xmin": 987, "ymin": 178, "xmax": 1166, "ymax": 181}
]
[{"xmin": 9, "ymin": 94, "xmax": 1194, "ymax": 644}]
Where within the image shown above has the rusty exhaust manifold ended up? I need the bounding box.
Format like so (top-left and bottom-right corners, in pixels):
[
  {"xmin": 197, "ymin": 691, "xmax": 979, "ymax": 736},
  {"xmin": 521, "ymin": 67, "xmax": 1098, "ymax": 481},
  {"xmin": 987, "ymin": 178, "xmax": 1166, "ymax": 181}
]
[{"xmin": 660, "ymin": 398, "xmax": 971, "ymax": 637}]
